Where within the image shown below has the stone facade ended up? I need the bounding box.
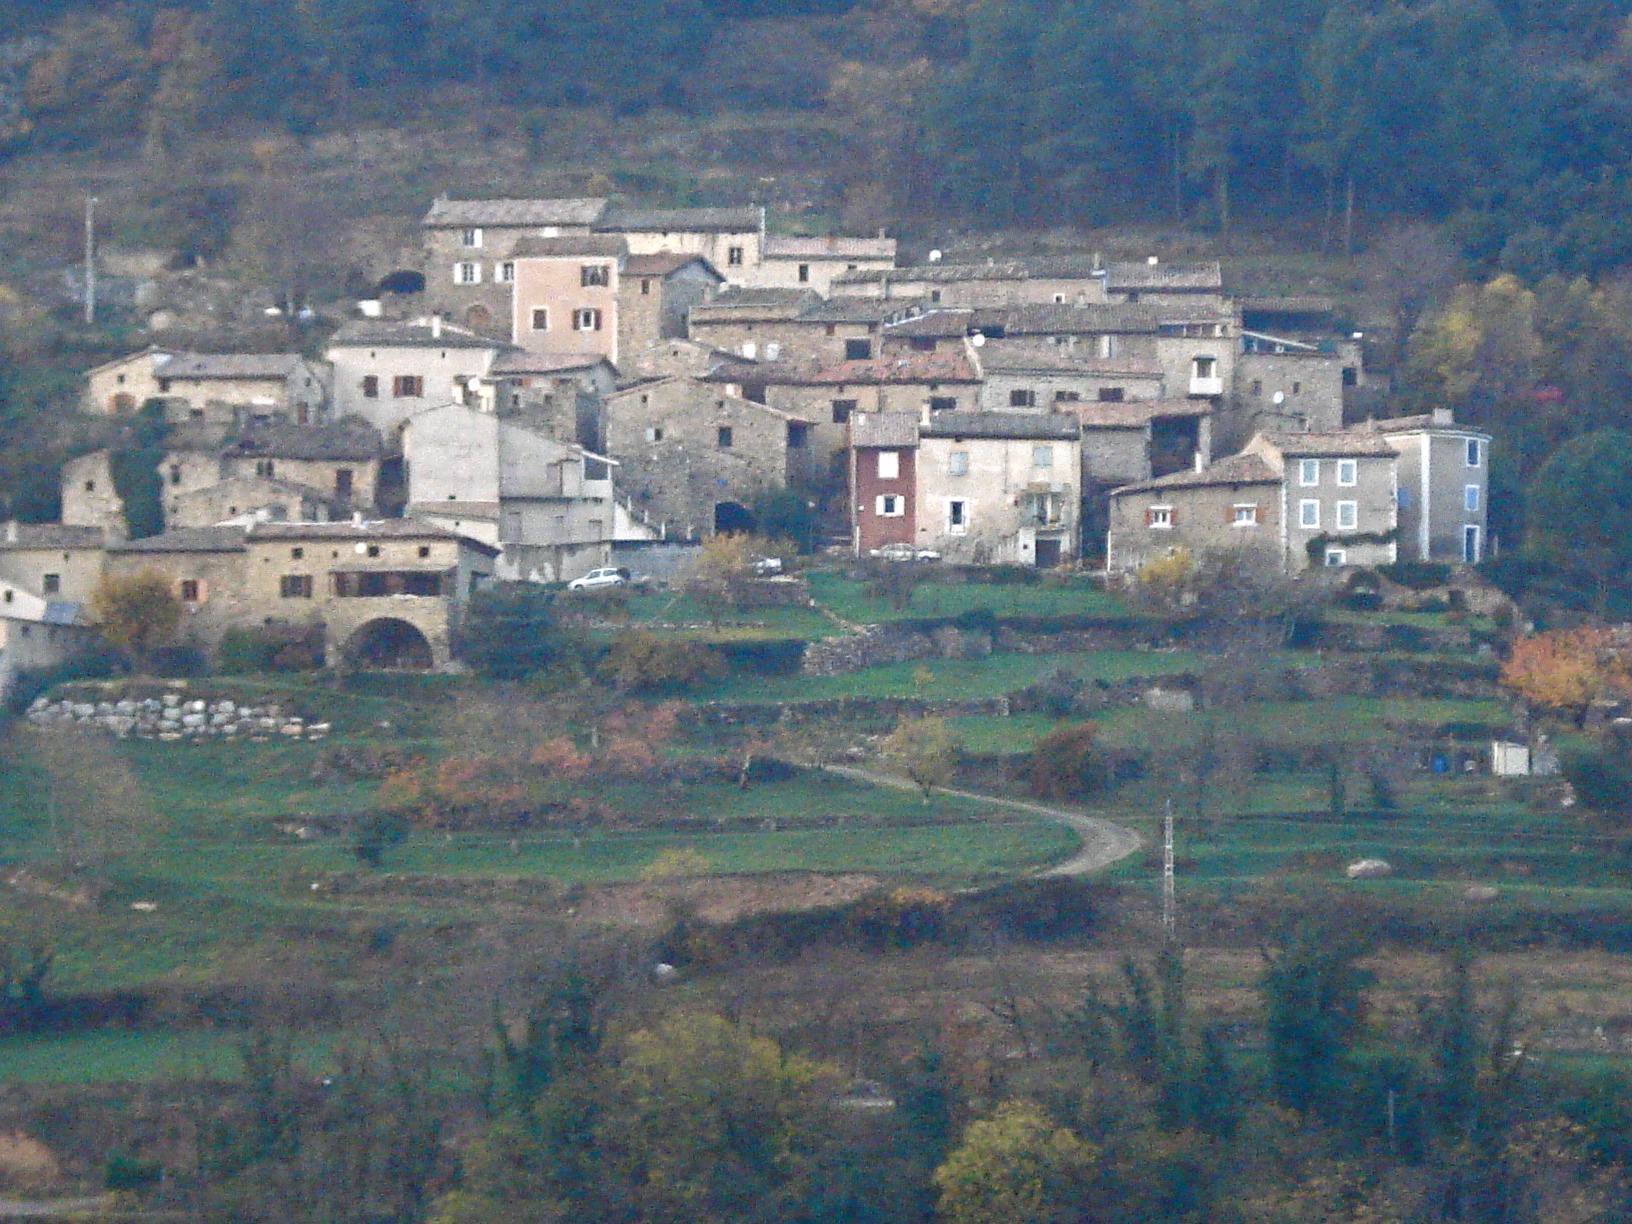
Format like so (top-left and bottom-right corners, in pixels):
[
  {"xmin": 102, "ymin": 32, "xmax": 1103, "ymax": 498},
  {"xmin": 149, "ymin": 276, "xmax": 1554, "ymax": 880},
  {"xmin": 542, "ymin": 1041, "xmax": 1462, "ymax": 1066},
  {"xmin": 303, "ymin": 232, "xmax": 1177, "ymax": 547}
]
[
  {"xmin": 0, "ymin": 523, "xmax": 107, "ymax": 603},
  {"xmin": 1241, "ymin": 431, "xmax": 1399, "ymax": 570},
  {"xmin": 1224, "ymin": 349, "xmax": 1349, "ymax": 451},
  {"xmin": 59, "ymin": 452, "xmax": 128, "ymax": 541},
  {"xmin": 1373, "ymin": 412, "xmax": 1492, "ymax": 564},
  {"xmin": 1106, "ymin": 454, "xmax": 1283, "ymax": 574},
  {"xmin": 325, "ymin": 318, "xmax": 507, "ymax": 438},
  {"xmin": 616, "ymin": 254, "xmax": 722, "ymax": 366},
  {"xmin": 167, "ymin": 475, "xmax": 341, "ymax": 529},
  {"xmin": 84, "ymin": 350, "xmax": 328, "ymax": 424},
  {"xmin": 603, "ymin": 377, "xmax": 814, "ymax": 540},
  {"xmin": 26, "ymin": 690, "xmax": 330, "ymax": 741},
  {"xmin": 745, "ymin": 235, "xmax": 897, "ymax": 295}
]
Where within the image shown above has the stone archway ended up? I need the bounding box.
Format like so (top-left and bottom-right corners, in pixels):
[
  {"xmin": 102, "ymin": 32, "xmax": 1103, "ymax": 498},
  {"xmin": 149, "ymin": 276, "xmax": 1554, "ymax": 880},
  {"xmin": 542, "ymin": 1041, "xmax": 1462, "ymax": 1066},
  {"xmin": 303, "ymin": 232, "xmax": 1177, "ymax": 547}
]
[
  {"xmin": 345, "ymin": 617, "xmax": 434, "ymax": 670},
  {"xmin": 713, "ymin": 501, "xmax": 756, "ymax": 535}
]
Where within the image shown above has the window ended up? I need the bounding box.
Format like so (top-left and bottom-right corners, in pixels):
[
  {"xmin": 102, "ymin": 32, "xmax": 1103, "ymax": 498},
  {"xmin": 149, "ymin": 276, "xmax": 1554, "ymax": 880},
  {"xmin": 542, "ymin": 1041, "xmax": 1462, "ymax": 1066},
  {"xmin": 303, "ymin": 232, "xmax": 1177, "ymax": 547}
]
[
  {"xmin": 1466, "ymin": 438, "xmax": 1482, "ymax": 467},
  {"xmin": 641, "ymin": 279, "xmax": 651, "ymax": 295},
  {"xmin": 1299, "ymin": 499, "xmax": 1321, "ymax": 529},
  {"xmin": 929, "ymin": 396, "xmax": 957, "ymax": 412},
  {"xmin": 1464, "ymin": 483, "xmax": 1480, "ymax": 512},
  {"xmin": 930, "ymin": 290, "xmax": 942, "ymax": 304},
  {"xmin": 393, "ymin": 375, "xmax": 424, "ymax": 398},
  {"xmin": 948, "ymin": 450, "xmax": 969, "ymax": 477},
  {"xmin": 877, "ymin": 451, "xmax": 900, "ymax": 479},
  {"xmin": 741, "ymin": 341, "xmax": 758, "ymax": 359},
  {"xmin": 1010, "ymin": 389, "xmax": 1036, "ymax": 408},
  {"xmin": 831, "ymin": 399, "xmax": 856, "ymax": 424},
  {"xmin": 1192, "ymin": 356, "xmax": 1217, "ymax": 379},
  {"xmin": 461, "ymin": 227, "xmax": 483, "ymax": 248},
  {"xmin": 580, "ymin": 264, "xmax": 609, "ymax": 287},
  {"xmin": 1298, "ymin": 459, "xmax": 1319, "ymax": 486},
  {"xmin": 361, "ymin": 375, "xmax": 379, "ymax": 399},
  {"xmin": 1336, "ymin": 500, "xmax": 1358, "ymax": 530},
  {"xmin": 1033, "ymin": 445, "xmax": 1053, "ymax": 468},
  {"xmin": 875, "ymin": 494, "xmax": 904, "ymax": 517},
  {"xmin": 1096, "ymin": 334, "xmax": 1119, "ymax": 360},
  {"xmin": 911, "ymin": 337, "xmax": 936, "ymax": 352},
  {"xmin": 1336, "ymin": 459, "xmax": 1357, "ymax": 486},
  {"xmin": 1232, "ymin": 504, "xmax": 1259, "ymax": 526},
  {"xmin": 42, "ymin": 573, "xmax": 60, "ymax": 595},
  {"xmin": 1148, "ymin": 506, "xmax": 1173, "ymax": 529},
  {"xmin": 1056, "ymin": 390, "xmax": 1082, "ymax": 403},
  {"xmin": 291, "ymin": 547, "xmax": 304, "ymax": 559},
  {"xmin": 280, "ymin": 574, "xmax": 313, "ymax": 599},
  {"xmin": 497, "ymin": 261, "xmax": 515, "ymax": 283},
  {"xmin": 844, "ymin": 339, "xmax": 872, "ymax": 360},
  {"xmin": 366, "ymin": 544, "xmax": 381, "ymax": 558},
  {"xmin": 83, "ymin": 480, "xmax": 95, "ymax": 492},
  {"xmin": 645, "ymin": 426, "xmax": 664, "ymax": 442},
  {"xmin": 1324, "ymin": 547, "xmax": 1347, "ymax": 567},
  {"xmin": 1053, "ymin": 293, "xmax": 1066, "ymax": 304},
  {"xmin": 1463, "ymin": 524, "xmax": 1481, "ymax": 563},
  {"xmin": 717, "ymin": 426, "xmax": 733, "ymax": 448},
  {"xmin": 456, "ymin": 262, "xmax": 480, "ymax": 284},
  {"xmin": 948, "ymin": 499, "xmax": 968, "ymax": 533},
  {"xmin": 418, "ymin": 545, "xmax": 431, "ymax": 558},
  {"xmin": 1397, "ymin": 486, "xmax": 1412, "ymax": 510},
  {"xmin": 1292, "ymin": 381, "xmax": 1302, "ymax": 394},
  {"xmin": 798, "ymin": 264, "xmax": 811, "ymax": 283},
  {"xmin": 1250, "ymin": 379, "xmax": 1262, "ymax": 396},
  {"xmin": 765, "ymin": 343, "xmax": 781, "ymax": 361},
  {"xmin": 788, "ymin": 423, "xmax": 809, "ymax": 448},
  {"xmin": 335, "ymin": 470, "xmax": 354, "ymax": 500},
  {"xmin": 727, "ymin": 246, "xmax": 744, "ymax": 266},
  {"xmin": 573, "ymin": 308, "xmax": 602, "ymax": 331},
  {"xmin": 179, "ymin": 579, "xmax": 201, "ymax": 602},
  {"xmin": 255, "ymin": 459, "xmax": 275, "ymax": 479},
  {"xmin": 531, "ymin": 307, "xmax": 549, "ymax": 331}
]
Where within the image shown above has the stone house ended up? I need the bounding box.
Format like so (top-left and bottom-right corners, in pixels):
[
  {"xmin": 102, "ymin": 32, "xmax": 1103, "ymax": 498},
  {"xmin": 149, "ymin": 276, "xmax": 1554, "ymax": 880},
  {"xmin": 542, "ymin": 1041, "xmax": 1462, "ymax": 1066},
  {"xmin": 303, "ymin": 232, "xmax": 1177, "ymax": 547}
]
[
  {"xmin": 1102, "ymin": 260, "xmax": 1227, "ymax": 309},
  {"xmin": 1105, "ymin": 453, "xmax": 1284, "ymax": 574},
  {"xmin": 324, "ymin": 318, "xmax": 508, "ymax": 438},
  {"xmin": 421, "ymin": 196, "xmax": 609, "ymax": 334},
  {"xmin": 619, "ymin": 338, "xmax": 741, "ymax": 382},
  {"xmin": 975, "ymin": 339, "xmax": 1166, "ymax": 411},
  {"xmin": 848, "ymin": 411, "xmax": 1080, "ymax": 566},
  {"xmin": 84, "ymin": 349, "xmax": 328, "ymax": 424},
  {"xmin": 1364, "ymin": 410, "xmax": 1492, "ymax": 564},
  {"xmin": 686, "ymin": 287, "xmax": 823, "ymax": 360},
  {"xmin": 484, "ymin": 351, "xmax": 617, "ymax": 449},
  {"xmin": 617, "ymin": 252, "xmax": 724, "ymax": 363},
  {"xmin": 594, "ymin": 205, "xmax": 765, "ymax": 283},
  {"xmin": 158, "ymin": 421, "xmax": 383, "ymax": 529},
  {"xmin": 692, "ymin": 294, "xmax": 924, "ymax": 366},
  {"xmin": 745, "ymin": 235, "xmax": 898, "ymax": 294},
  {"xmin": 0, "ymin": 582, "xmax": 92, "ymax": 702},
  {"xmin": 1074, "ymin": 400, "xmax": 1213, "ymax": 490},
  {"xmin": 166, "ymin": 475, "xmax": 346, "ymax": 530},
  {"xmin": 59, "ymin": 452, "xmax": 127, "ymax": 541},
  {"xmin": 0, "ymin": 523, "xmax": 107, "ymax": 603},
  {"xmin": 707, "ymin": 345, "xmax": 984, "ymax": 490},
  {"xmin": 833, "ymin": 257, "xmax": 1114, "ymax": 308},
  {"xmin": 103, "ymin": 519, "xmax": 496, "ymax": 669},
  {"xmin": 403, "ymin": 402, "xmax": 618, "ymax": 583},
  {"xmin": 1238, "ymin": 431, "xmax": 1399, "ymax": 570},
  {"xmin": 602, "ymin": 376, "xmax": 816, "ymax": 539}
]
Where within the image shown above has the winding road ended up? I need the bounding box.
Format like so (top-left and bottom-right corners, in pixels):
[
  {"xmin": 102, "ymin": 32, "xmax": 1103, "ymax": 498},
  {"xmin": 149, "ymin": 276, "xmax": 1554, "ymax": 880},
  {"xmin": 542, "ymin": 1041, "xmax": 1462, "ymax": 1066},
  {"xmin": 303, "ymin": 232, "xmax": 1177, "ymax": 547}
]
[{"xmin": 819, "ymin": 764, "xmax": 1144, "ymax": 877}]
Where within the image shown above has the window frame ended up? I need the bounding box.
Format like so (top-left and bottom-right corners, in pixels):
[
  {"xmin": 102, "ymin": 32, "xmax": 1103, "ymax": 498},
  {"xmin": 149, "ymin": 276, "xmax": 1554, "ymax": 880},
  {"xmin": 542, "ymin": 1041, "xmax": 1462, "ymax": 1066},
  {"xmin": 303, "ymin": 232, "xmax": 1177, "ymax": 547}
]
[
  {"xmin": 1298, "ymin": 499, "xmax": 1321, "ymax": 529},
  {"xmin": 573, "ymin": 307, "xmax": 602, "ymax": 332},
  {"xmin": 580, "ymin": 264, "xmax": 610, "ymax": 288},
  {"xmin": 875, "ymin": 493, "xmax": 904, "ymax": 517},
  {"xmin": 1231, "ymin": 503, "xmax": 1259, "ymax": 527},
  {"xmin": 1466, "ymin": 438, "xmax": 1482, "ymax": 467},
  {"xmin": 461, "ymin": 227, "xmax": 483, "ymax": 249},
  {"xmin": 1335, "ymin": 500, "xmax": 1358, "ymax": 530},
  {"xmin": 497, "ymin": 261, "xmax": 515, "ymax": 283},
  {"xmin": 455, "ymin": 261, "xmax": 480, "ymax": 285},
  {"xmin": 1298, "ymin": 458, "xmax": 1320, "ymax": 486},
  {"xmin": 948, "ymin": 499, "xmax": 968, "ymax": 534},
  {"xmin": 531, "ymin": 307, "xmax": 549, "ymax": 332},
  {"xmin": 1336, "ymin": 458, "xmax": 1357, "ymax": 486},
  {"xmin": 1324, "ymin": 547, "xmax": 1347, "ymax": 568},
  {"xmin": 1032, "ymin": 445, "xmax": 1053, "ymax": 469},
  {"xmin": 877, "ymin": 450, "xmax": 900, "ymax": 480},
  {"xmin": 716, "ymin": 426, "xmax": 734, "ymax": 449},
  {"xmin": 1148, "ymin": 505, "xmax": 1173, "ymax": 530},
  {"xmin": 948, "ymin": 450, "xmax": 969, "ymax": 477},
  {"xmin": 1464, "ymin": 483, "xmax": 1480, "ymax": 512}
]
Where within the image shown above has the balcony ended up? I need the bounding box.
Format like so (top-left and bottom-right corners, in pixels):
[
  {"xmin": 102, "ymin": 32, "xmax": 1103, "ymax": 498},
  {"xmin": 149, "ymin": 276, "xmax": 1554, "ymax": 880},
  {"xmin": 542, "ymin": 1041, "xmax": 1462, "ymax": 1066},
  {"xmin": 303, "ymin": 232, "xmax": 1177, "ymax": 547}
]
[{"xmin": 1189, "ymin": 376, "xmax": 1224, "ymax": 396}]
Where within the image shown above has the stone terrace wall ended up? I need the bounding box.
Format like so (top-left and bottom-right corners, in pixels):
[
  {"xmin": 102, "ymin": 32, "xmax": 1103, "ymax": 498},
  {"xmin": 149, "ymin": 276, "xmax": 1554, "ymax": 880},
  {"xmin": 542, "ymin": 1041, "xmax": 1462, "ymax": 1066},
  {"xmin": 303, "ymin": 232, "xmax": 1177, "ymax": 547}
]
[{"xmin": 26, "ymin": 690, "xmax": 330, "ymax": 741}]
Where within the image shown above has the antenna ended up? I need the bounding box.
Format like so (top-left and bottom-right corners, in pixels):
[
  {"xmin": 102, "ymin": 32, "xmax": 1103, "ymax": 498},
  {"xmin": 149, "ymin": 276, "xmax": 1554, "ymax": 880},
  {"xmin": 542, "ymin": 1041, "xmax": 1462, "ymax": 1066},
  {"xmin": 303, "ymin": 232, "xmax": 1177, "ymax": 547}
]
[
  {"xmin": 84, "ymin": 195, "xmax": 97, "ymax": 326},
  {"xmin": 1161, "ymin": 799, "xmax": 1176, "ymax": 940}
]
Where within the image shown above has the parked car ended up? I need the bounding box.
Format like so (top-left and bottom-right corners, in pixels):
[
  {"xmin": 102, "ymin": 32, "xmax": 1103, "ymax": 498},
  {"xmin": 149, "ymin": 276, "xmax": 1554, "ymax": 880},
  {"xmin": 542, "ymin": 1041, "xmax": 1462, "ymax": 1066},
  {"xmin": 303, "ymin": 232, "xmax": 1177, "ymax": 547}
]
[
  {"xmin": 568, "ymin": 566, "xmax": 630, "ymax": 591},
  {"xmin": 750, "ymin": 556, "xmax": 783, "ymax": 575},
  {"xmin": 868, "ymin": 543, "xmax": 941, "ymax": 562}
]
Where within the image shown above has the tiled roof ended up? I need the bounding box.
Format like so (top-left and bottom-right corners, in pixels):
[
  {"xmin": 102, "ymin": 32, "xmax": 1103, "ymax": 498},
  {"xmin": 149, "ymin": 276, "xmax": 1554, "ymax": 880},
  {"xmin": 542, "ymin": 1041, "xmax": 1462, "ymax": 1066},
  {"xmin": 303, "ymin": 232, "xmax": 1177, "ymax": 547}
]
[
  {"xmin": 977, "ymin": 304, "xmax": 1160, "ymax": 335},
  {"xmin": 248, "ymin": 518, "xmax": 500, "ymax": 553},
  {"xmin": 224, "ymin": 421, "xmax": 383, "ymax": 462},
  {"xmin": 1260, "ymin": 431, "xmax": 1397, "ymax": 458},
  {"xmin": 174, "ymin": 473, "xmax": 344, "ymax": 507},
  {"xmin": 510, "ymin": 235, "xmax": 627, "ymax": 259},
  {"xmin": 883, "ymin": 310, "xmax": 975, "ymax": 338},
  {"xmin": 849, "ymin": 413, "xmax": 920, "ymax": 449},
  {"xmin": 1365, "ymin": 413, "xmax": 1487, "ymax": 437},
  {"xmin": 920, "ymin": 412, "xmax": 1080, "ymax": 441},
  {"xmin": 1014, "ymin": 255, "xmax": 1112, "ymax": 278},
  {"xmin": 489, "ymin": 350, "xmax": 612, "ymax": 375},
  {"xmin": 835, "ymin": 262, "xmax": 1030, "ymax": 285},
  {"xmin": 603, "ymin": 376, "xmax": 814, "ymax": 422},
  {"xmin": 797, "ymin": 297, "xmax": 924, "ymax": 324},
  {"xmin": 0, "ymin": 523, "xmax": 104, "ymax": 550},
  {"xmin": 326, "ymin": 319, "xmax": 502, "ymax": 350},
  {"xmin": 110, "ymin": 526, "xmax": 249, "ymax": 553},
  {"xmin": 422, "ymin": 198, "xmax": 608, "ymax": 227},
  {"xmin": 625, "ymin": 252, "xmax": 720, "ymax": 277},
  {"xmin": 707, "ymin": 286, "xmax": 821, "ymax": 307},
  {"xmin": 763, "ymin": 235, "xmax": 896, "ymax": 260},
  {"xmin": 1074, "ymin": 399, "xmax": 1211, "ymax": 428},
  {"xmin": 157, "ymin": 354, "xmax": 307, "ymax": 381},
  {"xmin": 710, "ymin": 348, "xmax": 980, "ymax": 386},
  {"xmin": 1240, "ymin": 296, "xmax": 1338, "ymax": 316},
  {"xmin": 1113, "ymin": 454, "xmax": 1279, "ymax": 494},
  {"xmin": 977, "ymin": 339, "xmax": 1162, "ymax": 377},
  {"xmin": 1104, "ymin": 260, "xmax": 1223, "ymax": 290},
  {"xmin": 598, "ymin": 206, "xmax": 763, "ymax": 233}
]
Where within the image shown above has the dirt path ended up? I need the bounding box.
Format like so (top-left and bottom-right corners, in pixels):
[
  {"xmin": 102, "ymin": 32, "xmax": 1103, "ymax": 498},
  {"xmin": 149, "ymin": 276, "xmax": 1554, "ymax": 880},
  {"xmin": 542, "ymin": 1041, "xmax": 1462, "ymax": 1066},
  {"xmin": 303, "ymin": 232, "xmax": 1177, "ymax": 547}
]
[
  {"xmin": 820, "ymin": 765, "xmax": 1144, "ymax": 877},
  {"xmin": 0, "ymin": 1198, "xmax": 116, "ymax": 1218}
]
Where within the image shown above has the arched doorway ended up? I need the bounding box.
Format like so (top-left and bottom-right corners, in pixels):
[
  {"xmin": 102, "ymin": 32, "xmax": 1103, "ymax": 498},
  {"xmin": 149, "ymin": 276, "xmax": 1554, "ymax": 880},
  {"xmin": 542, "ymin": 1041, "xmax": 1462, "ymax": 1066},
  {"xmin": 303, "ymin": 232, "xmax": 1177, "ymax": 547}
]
[
  {"xmin": 714, "ymin": 501, "xmax": 756, "ymax": 535},
  {"xmin": 346, "ymin": 618, "xmax": 434, "ymax": 670},
  {"xmin": 109, "ymin": 392, "xmax": 135, "ymax": 414}
]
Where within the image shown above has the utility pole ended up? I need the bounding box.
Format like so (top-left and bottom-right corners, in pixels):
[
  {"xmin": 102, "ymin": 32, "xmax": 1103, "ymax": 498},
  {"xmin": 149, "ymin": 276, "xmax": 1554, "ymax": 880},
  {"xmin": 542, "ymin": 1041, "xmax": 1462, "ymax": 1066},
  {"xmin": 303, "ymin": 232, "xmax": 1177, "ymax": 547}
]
[
  {"xmin": 84, "ymin": 195, "xmax": 97, "ymax": 326},
  {"xmin": 1161, "ymin": 799, "xmax": 1176, "ymax": 940}
]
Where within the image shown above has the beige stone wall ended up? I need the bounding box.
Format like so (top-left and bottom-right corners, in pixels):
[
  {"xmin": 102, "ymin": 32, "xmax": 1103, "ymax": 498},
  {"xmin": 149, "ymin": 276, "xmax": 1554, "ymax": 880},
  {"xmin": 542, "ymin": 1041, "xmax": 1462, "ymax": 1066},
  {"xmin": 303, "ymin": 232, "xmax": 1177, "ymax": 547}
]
[
  {"xmin": 219, "ymin": 456, "xmax": 377, "ymax": 507},
  {"xmin": 167, "ymin": 478, "xmax": 321, "ymax": 529},
  {"xmin": 60, "ymin": 453, "xmax": 128, "ymax": 540},
  {"xmin": 1080, "ymin": 427, "xmax": 1153, "ymax": 488},
  {"xmin": 915, "ymin": 434, "xmax": 1079, "ymax": 565},
  {"xmin": 423, "ymin": 225, "xmax": 550, "ymax": 334},
  {"xmin": 745, "ymin": 255, "xmax": 893, "ymax": 295},
  {"xmin": 326, "ymin": 342, "xmax": 500, "ymax": 437},
  {"xmin": 1227, "ymin": 352, "xmax": 1346, "ymax": 450},
  {"xmin": 86, "ymin": 355, "xmax": 168, "ymax": 415},
  {"xmin": 1106, "ymin": 480, "xmax": 1281, "ymax": 574},
  {"xmin": 0, "ymin": 546, "xmax": 106, "ymax": 604},
  {"xmin": 159, "ymin": 370, "xmax": 326, "ymax": 425},
  {"xmin": 689, "ymin": 317, "xmax": 876, "ymax": 365},
  {"xmin": 101, "ymin": 549, "xmax": 250, "ymax": 650},
  {"xmin": 619, "ymin": 229, "xmax": 759, "ymax": 276},
  {"xmin": 512, "ymin": 257, "xmax": 620, "ymax": 362},
  {"xmin": 978, "ymin": 369, "xmax": 1163, "ymax": 412}
]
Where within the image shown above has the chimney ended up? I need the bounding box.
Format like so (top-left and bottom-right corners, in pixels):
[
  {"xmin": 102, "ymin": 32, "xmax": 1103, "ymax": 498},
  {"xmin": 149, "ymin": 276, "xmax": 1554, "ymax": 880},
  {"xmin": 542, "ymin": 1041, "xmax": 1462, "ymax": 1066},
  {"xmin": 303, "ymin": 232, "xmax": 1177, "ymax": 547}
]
[
  {"xmin": 430, "ymin": 316, "xmax": 443, "ymax": 340},
  {"xmin": 352, "ymin": 510, "xmax": 364, "ymax": 526},
  {"xmin": 1193, "ymin": 451, "xmax": 1204, "ymax": 473},
  {"xmin": 4, "ymin": 522, "xmax": 15, "ymax": 544},
  {"xmin": 920, "ymin": 401, "xmax": 932, "ymax": 426}
]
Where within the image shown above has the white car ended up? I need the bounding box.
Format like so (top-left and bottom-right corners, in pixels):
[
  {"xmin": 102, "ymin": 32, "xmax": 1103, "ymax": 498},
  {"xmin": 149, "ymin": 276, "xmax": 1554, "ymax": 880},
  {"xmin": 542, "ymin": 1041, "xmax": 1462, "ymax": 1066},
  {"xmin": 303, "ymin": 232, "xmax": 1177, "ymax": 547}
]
[
  {"xmin": 568, "ymin": 566, "xmax": 630, "ymax": 591},
  {"xmin": 751, "ymin": 556, "xmax": 783, "ymax": 575}
]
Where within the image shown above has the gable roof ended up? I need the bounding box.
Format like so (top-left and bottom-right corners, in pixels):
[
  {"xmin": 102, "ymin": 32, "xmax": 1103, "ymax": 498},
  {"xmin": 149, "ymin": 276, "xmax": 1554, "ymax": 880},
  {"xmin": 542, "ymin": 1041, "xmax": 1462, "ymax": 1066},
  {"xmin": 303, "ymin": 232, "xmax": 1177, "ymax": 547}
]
[
  {"xmin": 156, "ymin": 354, "xmax": 308, "ymax": 381},
  {"xmin": 977, "ymin": 339, "xmax": 1163, "ymax": 378},
  {"xmin": 1104, "ymin": 260, "xmax": 1223, "ymax": 291},
  {"xmin": 0, "ymin": 523, "xmax": 105, "ymax": 550},
  {"xmin": 976, "ymin": 304, "xmax": 1161, "ymax": 336},
  {"xmin": 835, "ymin": 262, "xmax": 1031, "ymax": 286},
  {"xmin": 1113, "ymin": 453, "xmax": 1279, "ymax": 495},
  {"xmin": 224, "ymin": 421, "xmax": 383, "ymax": 462},
  {"xmin": 849, "ymin": 413, "xmax": 920, "ymax": 449},
  {"xmin": 797, "ymin": 297, "xmax": 925, "ymax": 324},
  {"xmin": 1260, "ymin": 430, "xmax": 1397, "ymax": 458},
  {"xmin": 1074, "ymin": 399, "xmax": 1211, "ymax": 428},
  {"xmin": 763, "ymin": 235, "xmax": 896, "ymax": 260},
  {"xmin": 109, "ymin": 526, "xmax": 249, "ymax": 553},
  {"xmin": 603, "ymin": 376, "xmax": 814, "ymax": 422},
  {"xmin": 598, "ymin": 205, "xmax": 763, "ymax": 233},
  {"xmin": 709, "ymin": 348, "xmax": 980, "ymax": 386},
  {"xmin": 510, "ymin": 234, "xmax": 628, "ymax": 259},
  {"xmin": 920, "ymin": 412, "xmax": 1080, "ymax": 441},
  {"xmin": 422, "ymin": 198, "xmax": 608, "ymax": 228},
  {"xmin": 624, "ymin": 252, "xmax": 723, "ymax": 279},
  {"xmin": 489, "ymin": 350, "xmax": 614, "ymax": 376},
  {"xmin": 326, "ymin": 319, "xmax": 504, "ymax": 350},
  {"xmin": 883, "ymin": 309, "xmax": 976, "ymax": 338},
  {"xmin": 247, "ymin": 518, "xmax": 501, "ymax": 554}
]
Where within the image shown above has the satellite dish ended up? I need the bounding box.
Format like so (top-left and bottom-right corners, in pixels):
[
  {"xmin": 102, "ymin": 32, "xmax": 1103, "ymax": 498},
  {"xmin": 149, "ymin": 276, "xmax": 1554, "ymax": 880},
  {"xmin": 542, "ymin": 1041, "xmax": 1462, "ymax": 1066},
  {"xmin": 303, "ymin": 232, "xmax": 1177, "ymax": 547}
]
[
  {"xmin": 971, "ymin": 332, "xmax": 986, "ymax": 347},
  {"xmin": 1146, "ymin": 255, "xmax": 1159, "ymax": 266},
  {"xmin": 1272, "ymin": 391, "xmax": 1286, "ymax": 405},
  {"xmin": 928, "ymin": 249, "xmax": 943, "ymax": 263}
]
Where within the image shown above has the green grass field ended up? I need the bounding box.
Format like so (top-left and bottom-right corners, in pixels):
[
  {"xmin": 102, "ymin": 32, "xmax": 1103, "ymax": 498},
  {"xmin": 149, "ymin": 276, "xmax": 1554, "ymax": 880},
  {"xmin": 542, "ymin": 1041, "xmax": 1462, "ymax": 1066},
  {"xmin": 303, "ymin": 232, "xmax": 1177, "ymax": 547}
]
[{"xmin": 805, "ymin": 573, "xmax": 1133, "ymax": 624}]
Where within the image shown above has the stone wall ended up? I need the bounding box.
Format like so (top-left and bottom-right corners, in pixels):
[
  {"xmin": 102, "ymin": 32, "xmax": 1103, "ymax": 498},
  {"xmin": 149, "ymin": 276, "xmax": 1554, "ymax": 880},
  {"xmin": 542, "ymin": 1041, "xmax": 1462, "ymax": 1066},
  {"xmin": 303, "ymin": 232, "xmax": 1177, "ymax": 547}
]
[
  {"xmin": 26, "ymin": 689, "xmax": 330, "ymax": 741},
  {"xmin": 802, "ymin": 621, "xmax": 1153, "ymax": 676}
]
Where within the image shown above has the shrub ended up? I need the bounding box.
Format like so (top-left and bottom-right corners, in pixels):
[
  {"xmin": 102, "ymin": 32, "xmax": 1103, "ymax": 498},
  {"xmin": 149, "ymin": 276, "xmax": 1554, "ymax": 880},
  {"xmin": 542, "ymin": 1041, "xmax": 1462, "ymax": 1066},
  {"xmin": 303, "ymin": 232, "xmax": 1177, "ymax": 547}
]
[
  {"xmin": 1378, "ymin": 560, "xmax": 1453, "ymax": 589},
  {"xmin": 1564, "ymin": 749, "xmax": 1632, "ymax": 818},
  {"xmin": 455, "ymin": 582, "xmax": 569, "ymax": 680},
  {"xmin": 598, "ymin": 631, "xmax": 726, "ymax": 692},
  {"xmin": 217, "ymin": 623, "xmax": 324, "ymax": 674},
  {"xmin": 1023, "ymin": 722, "xmax": 1110, "ymax": 800}
]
